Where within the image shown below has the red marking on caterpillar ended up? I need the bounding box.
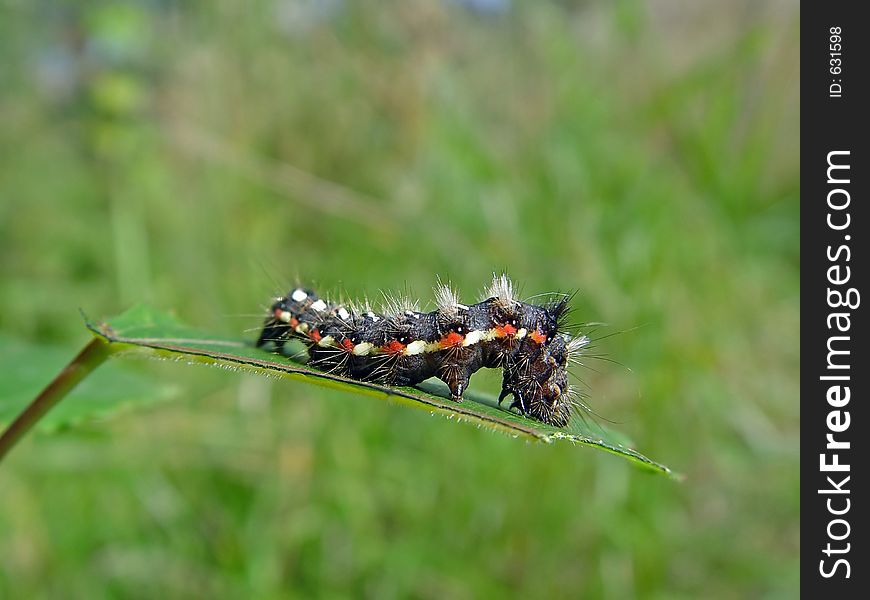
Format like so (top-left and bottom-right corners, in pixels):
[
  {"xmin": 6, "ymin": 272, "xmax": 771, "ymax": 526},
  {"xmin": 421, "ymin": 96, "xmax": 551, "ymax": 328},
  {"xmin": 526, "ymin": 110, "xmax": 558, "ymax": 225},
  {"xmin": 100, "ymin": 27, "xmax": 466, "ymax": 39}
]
[
  {"xmin": 255, "ymin": 274, "xmax": 591, "ymax": 428},
  {"xmin": 384, "ymin": 340, "xmax": 406, "ymax": 355},
  {"xmin": 439, "ymin": 332, "xmax": 464, "ymax": 349}
]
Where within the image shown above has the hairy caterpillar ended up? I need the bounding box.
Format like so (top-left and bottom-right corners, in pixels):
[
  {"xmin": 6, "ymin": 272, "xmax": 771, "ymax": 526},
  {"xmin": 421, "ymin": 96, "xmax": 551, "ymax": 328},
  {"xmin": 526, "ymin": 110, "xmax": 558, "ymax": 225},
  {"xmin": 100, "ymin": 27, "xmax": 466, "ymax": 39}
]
[{"xmin": 255, "ymin": 275, "xmax": 590, "ymax": 427}]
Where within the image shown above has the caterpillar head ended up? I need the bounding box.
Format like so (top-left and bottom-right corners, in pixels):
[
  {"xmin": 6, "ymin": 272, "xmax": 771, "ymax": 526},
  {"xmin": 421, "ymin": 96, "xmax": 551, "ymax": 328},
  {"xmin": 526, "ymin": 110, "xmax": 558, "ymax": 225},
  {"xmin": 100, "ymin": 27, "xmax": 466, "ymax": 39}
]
[
  {"xmin": 510, "ymin": 297, "xmax": 571, "ymax": 345},
  {"xmin": 255, "ymin": 288, "xmax": 317, "ymax": 349},
  {"xmin": 500, "ymin": 334, "xmax": 573, "ymax": 428}
]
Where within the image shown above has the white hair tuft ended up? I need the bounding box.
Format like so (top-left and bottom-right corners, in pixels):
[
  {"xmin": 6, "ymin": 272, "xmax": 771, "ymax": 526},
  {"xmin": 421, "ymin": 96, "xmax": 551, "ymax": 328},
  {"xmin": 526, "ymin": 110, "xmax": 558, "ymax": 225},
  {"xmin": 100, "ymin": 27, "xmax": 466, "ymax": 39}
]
[
  {"xmin": 434, "ymin": 277, "xmax": 463, "ymax": 316},
  {"xmin": 484, "ymin": 272, "xmax": 517, "ymax": 307}
]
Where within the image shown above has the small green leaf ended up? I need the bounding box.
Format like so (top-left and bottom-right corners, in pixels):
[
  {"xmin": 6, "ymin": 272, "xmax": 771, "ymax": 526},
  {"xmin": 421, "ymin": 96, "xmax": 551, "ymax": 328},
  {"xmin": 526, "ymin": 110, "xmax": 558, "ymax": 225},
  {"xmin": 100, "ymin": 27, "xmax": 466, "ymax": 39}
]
[
  {"xmin": 0, "ymin": 335, "xmax": 177, "ymax": 432},
  {"xmin": 82, "ymin": 304, "xmax": 679, "ymax": 479}
]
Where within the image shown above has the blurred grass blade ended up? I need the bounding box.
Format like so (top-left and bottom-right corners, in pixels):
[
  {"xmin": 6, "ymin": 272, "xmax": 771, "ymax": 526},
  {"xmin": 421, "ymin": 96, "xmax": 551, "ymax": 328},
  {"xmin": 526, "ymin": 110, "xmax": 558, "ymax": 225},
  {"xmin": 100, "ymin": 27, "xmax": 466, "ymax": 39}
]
[{"xmin": 75, "ymin": 304, "xmax": 676, "ymax": 479}]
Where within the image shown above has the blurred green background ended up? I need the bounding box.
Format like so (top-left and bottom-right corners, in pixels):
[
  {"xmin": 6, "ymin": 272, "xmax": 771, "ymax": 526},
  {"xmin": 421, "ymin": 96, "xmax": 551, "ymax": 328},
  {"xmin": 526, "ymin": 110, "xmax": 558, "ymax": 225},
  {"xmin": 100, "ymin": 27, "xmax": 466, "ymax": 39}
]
[{"xmin": 1, "ymin": 0, "xmax": 799, "ymax": 598}]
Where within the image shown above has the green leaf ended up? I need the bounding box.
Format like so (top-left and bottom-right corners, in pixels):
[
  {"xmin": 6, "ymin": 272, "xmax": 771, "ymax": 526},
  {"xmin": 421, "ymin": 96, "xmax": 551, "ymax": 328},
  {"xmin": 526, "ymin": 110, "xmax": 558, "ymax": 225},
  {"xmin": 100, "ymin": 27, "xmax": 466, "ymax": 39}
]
[
  {"xmin": 0, "ymin": 335, "xmax": 177, "ymax": 432},
  {"xmin": 81, "ymin": 304, "xmax": 679, "ymax": 479}
]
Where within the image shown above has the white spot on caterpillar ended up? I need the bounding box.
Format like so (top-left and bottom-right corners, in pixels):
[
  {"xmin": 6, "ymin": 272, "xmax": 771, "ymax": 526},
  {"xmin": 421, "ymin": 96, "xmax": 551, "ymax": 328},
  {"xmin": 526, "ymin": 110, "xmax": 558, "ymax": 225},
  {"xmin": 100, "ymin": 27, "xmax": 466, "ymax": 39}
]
[
  {"xmin": 352, "ymin": 342, "xmax": 373, "ymax": 356},
  {"xmin": 278, "ymin": 311, "xmax": 292, "ymax": 323},
  {"xmin": 337, "ymin": 307, "xmax": 351, "ymax": 320},
  {"xmin": 310, "ymin": 299, "xmax": 327, "ymax": 311},
  {"xmin": 516, "ymin": 328, "xmax": 527, "ymax": 339},
  {"xmin": 317, "ymin": 335, "xmax": 335, "ymax": 347},
  {"xmin": 291, "ymin": 289, "xmax": 308, "ymax": 302},
  {"xmin": 405, "ymin": 340, "xmax": 426, "ymax": 355},
  {"xmin": 295, "ymin": 323, "xmax": 309, "ymax": 334},
  {"xmin": 462, "ymin": 330, "xmax": 483, "ymax": 347},
  {"xmin": 456, "ymin": 303, "xmax": 469, "ymax": 311}
]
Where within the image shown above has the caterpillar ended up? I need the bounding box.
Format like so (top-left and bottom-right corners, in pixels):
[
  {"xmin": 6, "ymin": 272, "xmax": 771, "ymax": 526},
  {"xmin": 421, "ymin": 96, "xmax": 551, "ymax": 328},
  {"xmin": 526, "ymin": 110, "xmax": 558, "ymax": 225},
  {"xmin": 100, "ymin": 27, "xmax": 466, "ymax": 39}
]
[{"xmin": 255, "ymin": 275, "xmax": 590, "ymax": 427}]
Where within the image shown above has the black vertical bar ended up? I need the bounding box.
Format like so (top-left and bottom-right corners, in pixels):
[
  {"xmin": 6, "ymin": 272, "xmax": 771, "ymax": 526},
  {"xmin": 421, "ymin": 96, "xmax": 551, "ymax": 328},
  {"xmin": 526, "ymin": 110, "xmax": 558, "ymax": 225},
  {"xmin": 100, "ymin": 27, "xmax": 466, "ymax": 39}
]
[{"xmin": 803, "ymin": 2, "xmax": 868, "ymax": 595}]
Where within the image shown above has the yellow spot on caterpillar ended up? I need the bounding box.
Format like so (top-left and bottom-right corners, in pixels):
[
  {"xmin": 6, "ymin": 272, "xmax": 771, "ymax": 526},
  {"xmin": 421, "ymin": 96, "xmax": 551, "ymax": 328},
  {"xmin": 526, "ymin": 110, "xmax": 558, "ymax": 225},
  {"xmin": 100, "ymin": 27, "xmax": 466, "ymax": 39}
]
[
  {"xmin": 423, "ymin": 341, "xmax": 446, "ymax": 353},
  {"xmin": 481, "ymin": 328, "xmax": 498, "ymax": 341}
]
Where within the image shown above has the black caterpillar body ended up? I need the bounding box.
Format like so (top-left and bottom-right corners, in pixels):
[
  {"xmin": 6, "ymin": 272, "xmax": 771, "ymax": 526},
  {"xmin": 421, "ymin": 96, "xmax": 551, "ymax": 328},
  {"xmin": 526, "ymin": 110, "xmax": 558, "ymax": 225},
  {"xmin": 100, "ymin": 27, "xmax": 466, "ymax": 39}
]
[{"xmin": 256, "ymin": 275, "xmax": 589, "ymax": 427}]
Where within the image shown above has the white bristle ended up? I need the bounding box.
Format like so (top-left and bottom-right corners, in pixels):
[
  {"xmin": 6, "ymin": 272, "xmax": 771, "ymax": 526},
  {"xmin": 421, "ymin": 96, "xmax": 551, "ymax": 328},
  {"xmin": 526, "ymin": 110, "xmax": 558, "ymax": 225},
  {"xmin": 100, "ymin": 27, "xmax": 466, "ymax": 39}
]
[
  {"xmin": 380, "ymin": 290, "xmax": 420, "ymax": 317},
  {"xmin": 566, "ymin": 334, "xmax": 590, "ymax": 359}
]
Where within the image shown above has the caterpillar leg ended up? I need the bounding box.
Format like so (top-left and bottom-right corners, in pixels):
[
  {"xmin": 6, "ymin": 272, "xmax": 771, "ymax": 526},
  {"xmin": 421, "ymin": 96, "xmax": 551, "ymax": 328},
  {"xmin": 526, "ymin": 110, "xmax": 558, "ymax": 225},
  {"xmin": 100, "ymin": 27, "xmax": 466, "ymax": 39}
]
[
  {"xmin": 256, "ymin": 319, "xmax": 289, "ymax": 350},
  {"xmin": 439, "ymin": 367, "xmax": 470, "ymax": 402},
  {"xmin": 509, "ymin": 395, "xmax": 528, "ymax": 415},
  {"xmin": 498, "ymin": 387, "xmax": 528, "ymax": 415}
]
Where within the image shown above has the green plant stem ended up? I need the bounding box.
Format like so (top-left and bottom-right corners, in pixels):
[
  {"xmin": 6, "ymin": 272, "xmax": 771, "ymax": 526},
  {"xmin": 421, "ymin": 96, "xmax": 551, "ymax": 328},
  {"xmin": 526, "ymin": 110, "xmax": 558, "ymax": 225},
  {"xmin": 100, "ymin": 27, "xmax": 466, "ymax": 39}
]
[{"xmin": 0, "ymin": 337, "xmax": 114, "ymax": 463}]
